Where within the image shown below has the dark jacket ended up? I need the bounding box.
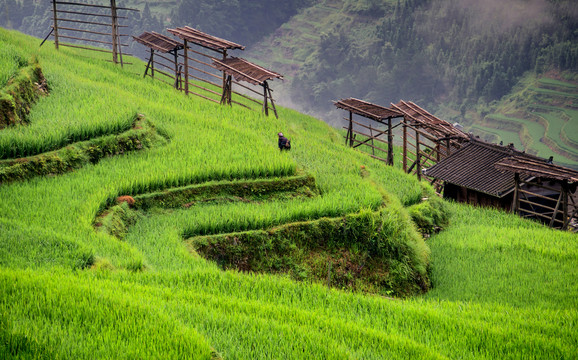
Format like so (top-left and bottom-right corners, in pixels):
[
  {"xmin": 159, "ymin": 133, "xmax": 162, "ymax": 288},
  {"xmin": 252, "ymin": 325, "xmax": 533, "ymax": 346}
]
[{"xmin": 278, "ymin": 136, "xmax": 289, "ymax": 150}]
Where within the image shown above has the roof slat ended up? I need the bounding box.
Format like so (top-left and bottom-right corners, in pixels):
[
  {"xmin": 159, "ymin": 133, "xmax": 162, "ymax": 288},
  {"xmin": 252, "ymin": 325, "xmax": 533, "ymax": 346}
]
[
  {"xmin": 166, "ymin": 26, "xmax": 244, "ymax": 51},
  {"xmin": 334, "ymin": 98, "xmax": 403, "ymax": 121},
  {"xmin": 212, "ymin": 57, "xmax": 283, "ymax": 86},
  {"xmin": 495, "ymin": 156, "xmax": 578, "ymax": 183},
  {"xmin": 133, "ymin": 31, "xmax": 183, "ymax": 53}
]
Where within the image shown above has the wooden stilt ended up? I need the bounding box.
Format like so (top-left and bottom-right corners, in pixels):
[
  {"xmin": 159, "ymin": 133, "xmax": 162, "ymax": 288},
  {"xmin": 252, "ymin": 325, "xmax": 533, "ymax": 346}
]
[
  {"xmin": 512, "ymin": 173, "xmax": 520, "ymax": 214},
  {"xmin": 266, "ymin": 83, "xmax": 278, "ymax": 118},
  {"xmin": 262, "ymin": 83, "xmax": 268, "ymax": 116},
  {"xmin": 52, "ymin": 0, "xmax": 59, "ymax": 50},
  {"xmin": 150, "ymin": 49, "xmax": 154, "ymax": 78},
  {"xmin": 403, "ymin": 119, "xmax": 407, "ymax": 172},
  {"xmin": 173, "ymin": 50, "xmax": 179, "ymax": 88},
  {"xmin": 369, "ymin": 124, "xmax": 375, "ymax": 156},
  {"xmin": 349, "ymin": 112, "xmax": 353, "ymax": 147},
  {"xmin": 110, "ymin": 0, "xmax": 118, "ymax": 64},
  {"xmin": 562, "ymin": 181, "xmax": 569, "ymax": 230},
  {"xmin": 387, "ymin": 118, "xmax": 393, "ymax": 166},
  {"xmin": 416, "ymin": 130, "xmax": 421, "ymax": 181},
  {"xmin": 184, "ymin": 40, "xmax": 189, "ymax": 95}
]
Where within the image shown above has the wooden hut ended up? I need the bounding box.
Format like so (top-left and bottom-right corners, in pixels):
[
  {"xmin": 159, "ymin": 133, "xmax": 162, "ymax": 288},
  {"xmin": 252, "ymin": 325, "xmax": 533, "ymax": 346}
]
[{"xmin": 495, "ymin": 156, "xmax": 578, "ymax": 230}]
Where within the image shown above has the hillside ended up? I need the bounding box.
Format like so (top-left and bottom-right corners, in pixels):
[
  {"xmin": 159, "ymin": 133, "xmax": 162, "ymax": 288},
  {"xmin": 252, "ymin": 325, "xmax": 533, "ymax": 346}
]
[
  {"xmin": 2, "ymin": 0, "xmax": 577, "ymax": 167},
  {"xmin": 1, "ymin": 28, "xmax": 577, "ymax": 358}
]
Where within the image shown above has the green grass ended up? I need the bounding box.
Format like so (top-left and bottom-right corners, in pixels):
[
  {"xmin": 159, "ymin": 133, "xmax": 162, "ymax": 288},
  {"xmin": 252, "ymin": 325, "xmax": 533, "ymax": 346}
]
[{"xmin": 1, "ymin": 28, "xmax": 577, "ymax": 358}]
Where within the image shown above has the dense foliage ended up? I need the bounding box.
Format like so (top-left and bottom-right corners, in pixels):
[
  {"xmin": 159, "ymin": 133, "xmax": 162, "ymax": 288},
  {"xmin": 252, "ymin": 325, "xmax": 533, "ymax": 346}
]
[{"xmin": 290, "ymin": 0, "xmax": 578, "ymax": 113}]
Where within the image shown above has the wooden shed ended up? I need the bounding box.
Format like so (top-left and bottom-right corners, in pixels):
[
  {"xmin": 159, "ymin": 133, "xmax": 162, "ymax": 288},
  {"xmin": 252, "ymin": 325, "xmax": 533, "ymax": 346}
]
[
  {"xmin": 495, "ymin": 156, "xmax": 578, "ymax": 230},
  {"xmin": 423, "ymin": 138, "xmax": 544, "ymax": 209}
]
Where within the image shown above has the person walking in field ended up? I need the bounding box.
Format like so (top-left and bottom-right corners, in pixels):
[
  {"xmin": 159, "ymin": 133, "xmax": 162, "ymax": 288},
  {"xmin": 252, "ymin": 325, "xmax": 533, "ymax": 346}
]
[{"xmin": 278, "ymin": 132, "xmax": 291, "ymax": 151}]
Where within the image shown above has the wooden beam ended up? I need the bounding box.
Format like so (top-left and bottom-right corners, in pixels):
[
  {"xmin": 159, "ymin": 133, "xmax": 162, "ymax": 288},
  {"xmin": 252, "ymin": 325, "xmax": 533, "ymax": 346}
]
[
  {"xmin": 403, "ymin": 121, "xmax": 407, "ymax": 172},
  {"xmin": 184, "ymin": 39, "xmax": 189, "ymax": 95},
  {"xmin": 52, "ymin": 0, "xmax": 59, "ymax": 50}
]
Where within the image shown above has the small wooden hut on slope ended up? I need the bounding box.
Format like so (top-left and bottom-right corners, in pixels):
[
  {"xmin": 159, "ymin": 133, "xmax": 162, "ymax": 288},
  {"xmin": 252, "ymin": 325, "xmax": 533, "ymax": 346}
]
[{"xmin": 424, "ymin": 137, "xmax": 578, "ymax": 230}]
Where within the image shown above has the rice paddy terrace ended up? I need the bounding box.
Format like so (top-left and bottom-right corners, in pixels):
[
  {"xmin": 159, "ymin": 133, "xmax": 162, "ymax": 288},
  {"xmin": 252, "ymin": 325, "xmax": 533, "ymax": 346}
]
[
  {"xmin": 1, "ymin": 28, "xmax": 577, "ymax": 359},
  {"xmin": 471, "ymin": 72, "xmax": 578, "ymax": 170}
]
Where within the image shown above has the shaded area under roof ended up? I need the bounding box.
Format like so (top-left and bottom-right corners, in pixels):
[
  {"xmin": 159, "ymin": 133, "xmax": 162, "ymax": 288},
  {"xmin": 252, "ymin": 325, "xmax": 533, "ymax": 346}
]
[
  {"xmin": 133, "ymin": 31, "xmax": 183, "ymax": 53},
  {"xmin": 391, "ymin": 100, "xmax": 469, "ymax": 140},
  {"xmin": 334, "ymin": 98, "xmax": 403, "ymax": 121},
  {"xmin": 424, "ymin": 139, "xmax": 543, "ymax": 197},
  {"xmin": 166, "ymin": 26, "xmax": 245, "ymax": 52},
  {"xmin": 212, "ymin": 57, "xmax": 283, "ymax": 86},
  {"xmin": 495, "ymin": 156, "xmax": 578, "ymax": 183}
]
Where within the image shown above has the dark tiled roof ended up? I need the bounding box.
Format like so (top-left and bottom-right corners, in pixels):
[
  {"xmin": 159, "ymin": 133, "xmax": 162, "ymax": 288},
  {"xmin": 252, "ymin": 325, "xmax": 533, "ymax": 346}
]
[
  {"xmin": 334, "ymin": 98, "xmax": 403, "ymax": 121},
  {"xmin": 166, "ymin": 26, "xmax": 244, "ymax": 52},
  {"xmin": 424, "ymin": 139, "xmax": 544, "ymax": 197},
  {"xmin": 212, "ymin": 57, "xmax": 283, "ymax": 86},
  {"xmin": 495, "ymin": 156, "xmax": 578, "ymax": 183},
  {"xmin": 133, "ymin": 31, "xmax": 183, "ymax": 53}
]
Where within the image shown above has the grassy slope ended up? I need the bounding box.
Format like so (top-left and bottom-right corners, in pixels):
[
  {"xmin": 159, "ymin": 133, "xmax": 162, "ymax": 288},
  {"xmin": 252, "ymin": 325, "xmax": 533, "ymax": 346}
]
[{"xmin": 0, "ymin": 28, "xmax": 577, "ymax": 358}]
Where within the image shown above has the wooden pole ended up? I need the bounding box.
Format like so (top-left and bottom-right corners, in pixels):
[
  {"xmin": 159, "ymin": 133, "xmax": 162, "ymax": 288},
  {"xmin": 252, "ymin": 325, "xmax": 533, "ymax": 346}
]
[
  {"xmin": 184, "ymin": 40, "xmax": 189, "ymax": 95},
  {"xmin": 222, "ymin": 49, "xmax": 227, "ymax": 100},
  {"xmin": 262, "ymin": 83, "xmax": 269, "ymax": 116},
  {"xmin": 549, "ymin": 190, "xmax": 564, "ymax": 227},
  {"xmin": 173, "ymin": 50, "xmax": 179, "ymax": 88},
  {"xmin": 562, "ymin": 181, "xmax": 569, "ymax": 230},
  {"xmin": 266, "ymin": 83, "xmax": 278, "ymax": 119},
  {"xmin": 349, "ymin": 111, "xmax": 353, "ymax": 147},
  {"xmin": 52, "ymin": 0, "xmax": 59, "ymax": 50},
  {"xmin": 512, "ymin": 173, "xmax": 520, "ymax": 214},
  {"xmin": 446, "ymin": 138, "xmax": 451, "ymax": 157},
  {"xmin": 110, "ymin": 0, "xmax": 118, "ymax": 64},
  {"xmin": 387, "ymin": 117, "xmax": 393, "ymax": 166},
  {"xmin": 403, "ymin": 120, "xmax": 407, "ymax": 172},
  {"xmin": 416, "ymin": 130, "xmax": 421, "ymax": 181},
  {"xmin": 150, "ymin": 49, "xmax": 154, "ymax": 78},
  {"xmin": 369, "ymin": 124, "xmax": 375, "ymax": 156}
]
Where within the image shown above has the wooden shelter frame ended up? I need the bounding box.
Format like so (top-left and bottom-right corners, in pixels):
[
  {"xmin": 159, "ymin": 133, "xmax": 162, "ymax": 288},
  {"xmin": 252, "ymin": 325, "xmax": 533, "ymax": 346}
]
[
  {"xmin": 212, "ymin": 57, "xmax": 283, "ymax": 118},
  {"xmin": 335, "ymin": 98, "xmax": 468, "ymax": 183},
  {"xmin": 166, "ymin": 26, "xmax": 246, "ymax": 105},
  {"xmin": 390, "ymin": 100, "xmax": 469, "ymax": 183},
  {"xmin": 496, "ymin": 156, "xmax": 578, "ymax": 230},
  {"xmin": 47, "ymin": 0, "xmax": 138, "ymax": 66},
  {"xmin": 334, "ymin": 98, "xmax": 403, "ymax": 166},
  {"xmin": 133, "ymin": 32, "xmax": 184, "ymax": 89}
]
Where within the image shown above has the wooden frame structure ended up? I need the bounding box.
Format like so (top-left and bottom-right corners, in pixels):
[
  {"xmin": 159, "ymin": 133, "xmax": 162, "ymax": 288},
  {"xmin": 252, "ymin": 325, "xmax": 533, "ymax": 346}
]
[
  {"xmin": 133, "ymin": 32, "xmax": 184, "ymax": 89},
  {"xmin": 166, "ymin": 26, "xmax": 245, "ymax": 104},
  {"xmin": 212, "ymin": 57, "xmax": 283, "ymax": 118},
  {"xmin": 47, "ymin": 0, "xmax": 138, "ymax": 66},
  {"xmin": 335, "ymin": 98, "xmax": 469, "ymax": 181},
  {"xmin": 495, "ymin": 156, "xmax": 578, "ymax": 230},
  {"xmin": 334, "ymin": 98, "xmax": 403, "ymax": 165},
  {"xmin": 390, "ymin": 100, "xmax": 469, "ymax": 182}
]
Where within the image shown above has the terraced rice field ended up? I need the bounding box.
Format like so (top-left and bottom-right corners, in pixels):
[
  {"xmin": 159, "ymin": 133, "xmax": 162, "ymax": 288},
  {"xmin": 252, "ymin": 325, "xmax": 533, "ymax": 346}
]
[{"xmin": 1, "ymin": 28, "xmax": 577, "ymax": 359}]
